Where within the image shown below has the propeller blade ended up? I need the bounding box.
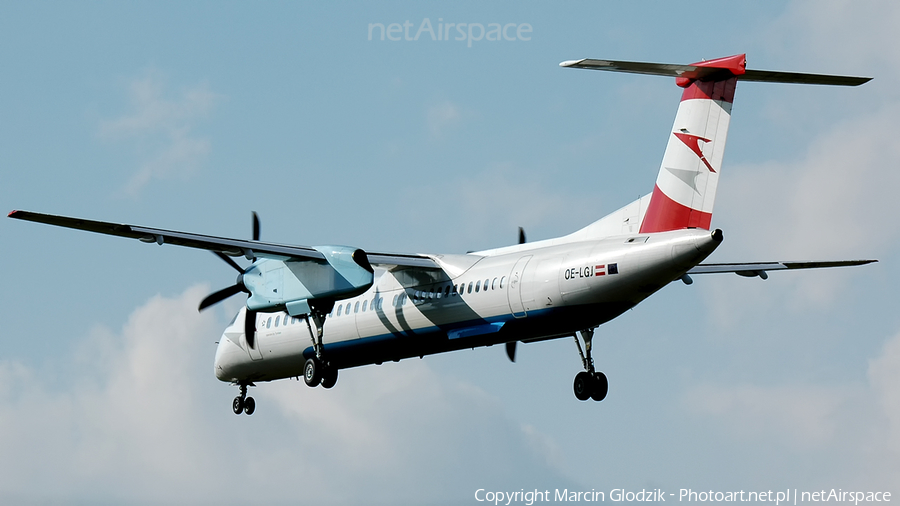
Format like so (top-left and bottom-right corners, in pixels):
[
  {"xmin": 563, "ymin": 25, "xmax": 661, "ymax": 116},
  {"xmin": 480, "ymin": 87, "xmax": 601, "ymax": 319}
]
[
  {"xmin": 245, "ymin": 308, "xmax": 258, "ymax": 349},
  {"xmin": 252, "ymin": 212, "xmax": 260, "ymax": 241},
  {"xmin": 198, "ymin": 283, "xmax": 244, "ymax": 312},
  {"xmin": 518, "ymin": 227, "xmax": 526, "ymax": 244},
  {"xmin": 213, "ymin": 251, "xmax": 244, "ymax": 273},
  {"xmin": 506, "ymin": 341, "xmax": 517, "ymax": 362}
]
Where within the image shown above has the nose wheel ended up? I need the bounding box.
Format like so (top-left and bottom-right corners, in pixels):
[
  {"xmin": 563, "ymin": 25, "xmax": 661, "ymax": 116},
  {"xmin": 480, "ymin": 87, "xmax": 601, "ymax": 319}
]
[
  {"xmin": 572, "ymin": 328, "xmax": 608, "ymax": 402},
  {"xmin": 232, "ymin": 383, "xmax": 256, "ymax": 415}
]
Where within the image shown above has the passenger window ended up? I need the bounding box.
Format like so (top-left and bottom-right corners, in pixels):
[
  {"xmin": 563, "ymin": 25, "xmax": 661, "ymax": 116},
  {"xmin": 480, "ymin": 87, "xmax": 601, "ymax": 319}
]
[
  {"xmin": 500, "ymin": 276, "xmax": 506, "ymax": 289},
  {"xmin": 475, "ymin": 280, "xmax": 481, "ymax": 293},
  {"xmin": 484, "ymin": 278, "xmax": 489, "ymax": 290},
  {"xmin": 392, "ymin": 295, "xmax": 398, "ymax": 307},
  {"xmin": 362, "ymin": 300, "xmax": 368, "ymax": 312},
  {"xmin": 445, "ymin": 285, "xmax": 451, "ymax": 297},
  {"xmin": 354, "ymin": 301, "xmax": 360, "ymax": 313},
  {"xmin": 266, "ymin": 317, "xmax": 272, "ymax": 329},
  {"xmin": 467, "ymin": 282, "xmax": 473, "ymax": 294},
  {"xmin": 337, "ymin": 305, "xmax": 343, "ymax": 316},
  {"xmin": 346, "ymin": 303, "xmax": 351, "ymax": 314},
  {"xmin": 275, "ymin": 315, "xmax": 281, "ymax": 327},
  {"xmin": 492, "ymin": 277, "xmax": 498, "ymax": 290}
]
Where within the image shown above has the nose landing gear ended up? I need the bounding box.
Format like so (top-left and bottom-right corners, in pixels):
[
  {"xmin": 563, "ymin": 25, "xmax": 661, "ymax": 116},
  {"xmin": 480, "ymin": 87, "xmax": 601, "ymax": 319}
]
[
  {"xmin": 232, "ymin": 383, "xmax": 256, "ymax": 415},
  {"xmin": 573, "ymin": 328, "xmax": 608, "ymax": 402}
]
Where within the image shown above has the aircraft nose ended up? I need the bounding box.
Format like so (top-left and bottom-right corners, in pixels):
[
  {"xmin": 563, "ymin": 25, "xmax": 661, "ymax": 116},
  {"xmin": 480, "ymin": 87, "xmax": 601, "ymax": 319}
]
[{"xmin": 214, "ymin": 334, "xmax": 241, "ymax": 382}]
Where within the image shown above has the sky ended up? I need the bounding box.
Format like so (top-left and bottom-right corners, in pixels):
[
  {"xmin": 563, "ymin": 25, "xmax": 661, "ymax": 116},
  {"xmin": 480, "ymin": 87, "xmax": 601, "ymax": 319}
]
[{"xmin": 1, "ymin": 1, "xmax": 899, "ymax": 505}]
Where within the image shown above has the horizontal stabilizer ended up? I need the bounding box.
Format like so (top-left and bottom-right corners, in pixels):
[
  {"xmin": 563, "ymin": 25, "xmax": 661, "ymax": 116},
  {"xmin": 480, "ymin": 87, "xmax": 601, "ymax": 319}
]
[
  {"xmin": 560, "ymin": 57, "xmax": 871, "ymax": 86},
  {"xmin": 688, "ymin": 259, "xmax": 877, "ymax": 277},
  {"xmin": 740, "ymin": 69, "xmax": 871, "ymax": 86}
]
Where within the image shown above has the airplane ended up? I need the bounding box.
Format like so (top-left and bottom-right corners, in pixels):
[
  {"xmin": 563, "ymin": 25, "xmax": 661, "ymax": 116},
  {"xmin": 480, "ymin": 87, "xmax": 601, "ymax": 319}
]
[{"xmin": 9, "ymin": 54, "xmax": 876, "ymax": 415}]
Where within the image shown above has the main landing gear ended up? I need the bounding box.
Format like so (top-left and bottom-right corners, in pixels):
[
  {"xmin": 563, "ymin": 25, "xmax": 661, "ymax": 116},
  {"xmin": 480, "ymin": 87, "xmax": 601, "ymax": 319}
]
[
  {"xmin": 233, "ymin": 383, "xmax": 256, "ymax": 415},
  {"xmin": 573, "ymin": 327, "xmax": 608, "ymax": 402},
  {"xmin": 303, "ymin": 357, "xmax": 338, "ymax": 388},
  {"xmin": 303, "ymin": 307, "xmax": 339, "ymax": 389}
]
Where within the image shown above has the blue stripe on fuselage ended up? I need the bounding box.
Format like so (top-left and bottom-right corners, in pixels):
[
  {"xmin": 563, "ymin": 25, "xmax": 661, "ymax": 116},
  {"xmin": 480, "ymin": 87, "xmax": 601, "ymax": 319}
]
[{"xmin": 302, "ymin": 309, "xmax": 558, "ymax": 368}]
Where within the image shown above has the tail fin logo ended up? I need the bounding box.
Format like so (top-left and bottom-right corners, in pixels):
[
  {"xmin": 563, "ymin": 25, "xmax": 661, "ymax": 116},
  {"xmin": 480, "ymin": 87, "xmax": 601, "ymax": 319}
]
[{"xmin": 673, "ymin": 132, "xmax": 715, "ymax": 173}]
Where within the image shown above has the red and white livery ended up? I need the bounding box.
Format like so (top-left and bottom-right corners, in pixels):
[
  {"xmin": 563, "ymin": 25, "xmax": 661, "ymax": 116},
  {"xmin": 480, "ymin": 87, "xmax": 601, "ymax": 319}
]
[{"xmin": 9, "ymin": 54, "xmax": 875, "ymax": 413}]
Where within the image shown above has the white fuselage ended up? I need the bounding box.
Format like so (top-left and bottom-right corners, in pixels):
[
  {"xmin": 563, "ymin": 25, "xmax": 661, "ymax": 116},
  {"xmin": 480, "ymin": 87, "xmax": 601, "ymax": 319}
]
[{"xmin": 214, "ymin": 228, "xmax": 721, "ymax": 384}]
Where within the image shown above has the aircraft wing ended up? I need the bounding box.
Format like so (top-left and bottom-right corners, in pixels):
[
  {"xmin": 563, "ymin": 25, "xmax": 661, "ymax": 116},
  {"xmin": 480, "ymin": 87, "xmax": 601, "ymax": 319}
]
[
  {"xmin": 7, "ymin": 210, "xmax": 439, "ymax": 269},
  {"xmin": 687, "ymin": 260, "xmax": 877, "ymax": 278}
]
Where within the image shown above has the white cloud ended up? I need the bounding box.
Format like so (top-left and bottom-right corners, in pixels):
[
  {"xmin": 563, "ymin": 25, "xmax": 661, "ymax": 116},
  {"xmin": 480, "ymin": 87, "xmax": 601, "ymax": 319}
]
[
  {"xmin": 0, "ymin": 285, "xmax": 570, "ymax": 505},
  {"xmin": 0, "ymin": 285, "xmax": 226, "ymax": 503},
  {"xmin": 426, "ymin": 100, "xmax": 462, "ymax": 137},
  {"xmin": 682, "ymin": 326, "xmax": 900, "ymax": 487},
  {"xmin": 698, "ymin": 0, "xmax": 900, "ymax": 316},
  {"xmin": 767, "ymin": 0, "xmax": 900, "ymax": 81},
  {"xmin": 722, "ymin": 105, "xmax": 900, "ymax": 260},
  {"xmin": 99, "ymin": 69, "xmax": 220, "ymax": 197},
  {"xmin": 683, "ymin": 382, "xmax": 849, "ymax": 448},
  {"xmin": 868, "ymin": 331, "xmax": 900, "ymax": 452},
  {"xmin": 706, "ymin": 91, "xmax": 899, "ymax": 322}
]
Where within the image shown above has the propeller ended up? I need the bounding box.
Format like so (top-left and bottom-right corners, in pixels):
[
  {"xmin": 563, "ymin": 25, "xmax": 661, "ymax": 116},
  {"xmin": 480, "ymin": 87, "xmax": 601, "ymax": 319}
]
[
  {"xmin": 505, "ymin": 341, "xmax": 517, "ymax": 362},
  {"xmin": 506, "ymin": 227, "xmax": 527, "ymax": 363},
  {"xmin": 244, "ymin": 308, "xmax": 258, "ymax": 348},
  {"xmin": 198, "ymin": 212, "xmax": 261, "ymax": 348},
  {"xmin": 198, "ymin": 281, "xmax": 245, "ymax": 311}
]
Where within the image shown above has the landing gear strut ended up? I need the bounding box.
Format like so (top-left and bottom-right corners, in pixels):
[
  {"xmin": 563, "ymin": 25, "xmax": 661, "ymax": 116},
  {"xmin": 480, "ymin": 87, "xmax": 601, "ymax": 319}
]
[
  {"xmin": 233, "ymin": 383, "xmax": 256, "ymax": 415},
  {"xmin": 303, "ymin": 306, "xmax": 338, "ymax": 389},
  {"xmin": 572, "ymin": 327, "xmax": 608, "ymax": 402}
]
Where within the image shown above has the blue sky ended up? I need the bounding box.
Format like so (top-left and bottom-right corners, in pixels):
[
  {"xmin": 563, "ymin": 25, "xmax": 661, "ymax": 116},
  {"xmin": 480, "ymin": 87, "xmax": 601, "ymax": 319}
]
[{"xmin": 2, "ymin": 1, "xmax": 899, "ymax": 505}]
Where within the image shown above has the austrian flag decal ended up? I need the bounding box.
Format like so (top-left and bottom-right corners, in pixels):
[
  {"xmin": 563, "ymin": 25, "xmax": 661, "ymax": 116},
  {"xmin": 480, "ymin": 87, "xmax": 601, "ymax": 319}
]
[{"xmin": 596, "ymin": 263, "xmax": 618, "ymax": 276}]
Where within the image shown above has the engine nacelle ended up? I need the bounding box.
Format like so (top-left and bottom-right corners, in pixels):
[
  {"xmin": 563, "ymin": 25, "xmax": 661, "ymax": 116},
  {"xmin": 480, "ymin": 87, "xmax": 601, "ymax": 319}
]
[{"xmin": 243, "ymin": 246, "xmax": 374, "ymax": 315}]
